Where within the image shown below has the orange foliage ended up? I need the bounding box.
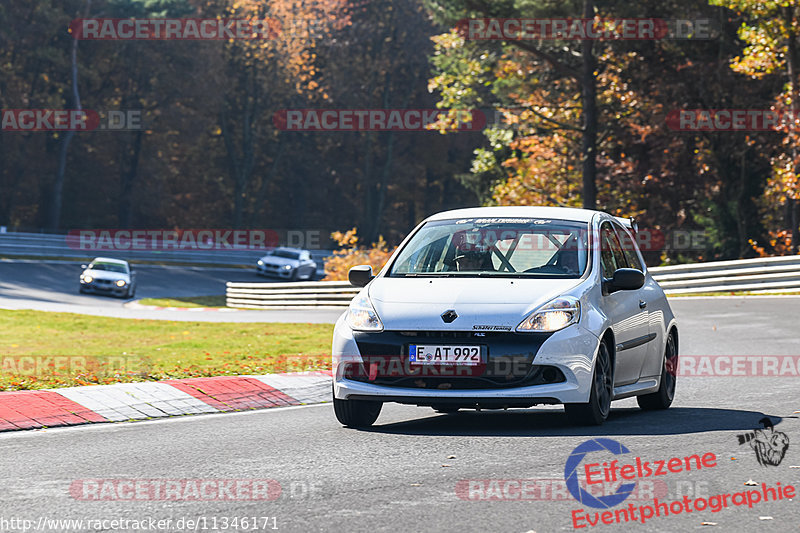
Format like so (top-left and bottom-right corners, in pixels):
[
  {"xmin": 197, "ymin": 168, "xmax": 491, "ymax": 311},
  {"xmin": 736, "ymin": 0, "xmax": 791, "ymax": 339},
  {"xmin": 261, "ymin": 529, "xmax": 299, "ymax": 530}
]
[
  {"xmin": 749, "ymin": 230, "xmax": 796, "ymax": 257},
  {"xmin": 323, "ymin": 228, "xmax": 395, "ymax": 281}
]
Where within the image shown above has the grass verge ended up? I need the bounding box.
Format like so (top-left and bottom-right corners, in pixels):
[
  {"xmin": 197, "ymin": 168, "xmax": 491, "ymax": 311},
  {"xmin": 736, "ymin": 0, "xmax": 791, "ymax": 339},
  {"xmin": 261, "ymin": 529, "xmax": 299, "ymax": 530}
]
[
  {"xmin": 137, "ymin": 295, "xmax": 227, "ymax": 308},
  {"xmin": 0, "ymin": 309, "xmax": 333, "ymax": 391}
]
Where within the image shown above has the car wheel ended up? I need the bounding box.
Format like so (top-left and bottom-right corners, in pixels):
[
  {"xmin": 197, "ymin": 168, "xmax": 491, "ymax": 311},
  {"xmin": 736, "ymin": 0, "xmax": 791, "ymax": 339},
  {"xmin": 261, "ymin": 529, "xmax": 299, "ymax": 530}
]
[
  {"xmin": 333, "ymin": 395, "xmax": 382, "ymax": 428},
  {"xmin": 290, "ymin": 269, "xmax": 299, "ymax": 282},
  {"xmin": 79, "ymin": 287, "xmax": 87, "ymax": 294},
  {"xmin": 432, "ymin": 406, "xmax": 460, "ymax": 414},
  {"xmin": 565, "ymin": 341, "xmax": 613, "ymax": 426},
  {"xmin": 637, "ymin": 332, "xmax": 677, "ymax": 410},
  {"xmin": 128, "ymin": 286, "xmax": 136, "ymax": 299}
]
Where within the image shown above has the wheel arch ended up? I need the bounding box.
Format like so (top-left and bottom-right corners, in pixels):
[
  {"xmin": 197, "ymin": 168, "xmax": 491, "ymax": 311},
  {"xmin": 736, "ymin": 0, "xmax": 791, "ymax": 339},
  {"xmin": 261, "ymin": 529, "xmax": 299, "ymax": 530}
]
[
  {"xmin": 600, "ymin": 328, "xmax": 616, "ymax": 373},
  {"xmin": 667, "ymin": 322, "xmax": 678, "ymax": 354}
]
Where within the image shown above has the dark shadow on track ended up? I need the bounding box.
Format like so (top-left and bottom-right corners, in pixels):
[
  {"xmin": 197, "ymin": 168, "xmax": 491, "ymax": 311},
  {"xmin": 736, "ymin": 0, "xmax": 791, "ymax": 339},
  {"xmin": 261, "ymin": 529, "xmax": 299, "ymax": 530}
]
[{"xmin": 362, "ymin": 407, "xmax": 790, "ymax": 437}]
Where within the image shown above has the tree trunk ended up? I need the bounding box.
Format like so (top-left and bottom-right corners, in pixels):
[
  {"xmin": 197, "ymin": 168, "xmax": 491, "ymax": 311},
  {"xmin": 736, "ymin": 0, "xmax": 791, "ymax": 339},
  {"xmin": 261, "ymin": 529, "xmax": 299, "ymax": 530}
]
[
  {"xmin": 118, "ymin": 129, "xmax": 143, "ymax": 228},
  {"xmin": 580, "ymin": 0, "xmax": 598, "ymax": 210},
  {"xmin": 785, "ymin": 6, "xmax": 799, "ymax": 253},
  {"xmin": 50, "ymin": 0, "xmax": 91, "ymax": 231},
  {"xmin": 221, "ymin": 65, "xmax": 258, "ymax": 229}
]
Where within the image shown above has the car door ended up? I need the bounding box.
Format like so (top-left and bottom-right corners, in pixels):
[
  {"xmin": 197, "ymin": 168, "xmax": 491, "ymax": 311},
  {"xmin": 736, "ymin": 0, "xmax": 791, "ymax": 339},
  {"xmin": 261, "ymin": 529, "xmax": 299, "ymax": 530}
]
[
  {"xmin": 614, "ymin": 223, "xmax": 661, "ymax": 379},
  {"xmin": 600, "ymin": 221, "xmax": 650, "ymax": 386}
]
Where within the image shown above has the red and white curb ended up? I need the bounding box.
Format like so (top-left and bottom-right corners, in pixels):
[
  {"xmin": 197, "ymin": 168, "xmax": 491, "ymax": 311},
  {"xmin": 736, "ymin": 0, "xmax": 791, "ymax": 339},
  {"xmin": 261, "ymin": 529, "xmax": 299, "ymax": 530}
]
[{"xmin": 0, "ymin": 372, "xmax": 332, "ymax": 432}]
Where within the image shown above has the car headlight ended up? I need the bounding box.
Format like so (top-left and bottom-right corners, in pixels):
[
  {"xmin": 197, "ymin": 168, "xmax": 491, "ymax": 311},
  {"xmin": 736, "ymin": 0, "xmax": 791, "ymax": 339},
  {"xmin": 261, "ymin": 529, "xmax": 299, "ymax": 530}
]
[
  {"xmin": 516, "ymin": 296, "xmax": 581, "ymax": 333},
  {"xmin": 116, "ymin": 279, "xmax": 126, "ymax": 287},
  {"xmin": 346, "ymin": 294, "xmax": 383, "ymax": 331},
  {"xmin": 258, "ymin": 260, "xmax": 264, "ymax": 266},
  {"xmin": 284, "ymin": 265, "xmax": 292, "ymax": 270},
  {"xmin": 82, "ymin": 275, "xmax": 93, "ymax": 283}
]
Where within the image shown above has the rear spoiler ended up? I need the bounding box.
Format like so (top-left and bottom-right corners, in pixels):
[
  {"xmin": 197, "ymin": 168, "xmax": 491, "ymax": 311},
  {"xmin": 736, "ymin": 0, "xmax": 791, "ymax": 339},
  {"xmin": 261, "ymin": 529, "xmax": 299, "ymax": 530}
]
[{"xmin": 613, "ymin": 216, "xmax": 639, "ymax": 233}]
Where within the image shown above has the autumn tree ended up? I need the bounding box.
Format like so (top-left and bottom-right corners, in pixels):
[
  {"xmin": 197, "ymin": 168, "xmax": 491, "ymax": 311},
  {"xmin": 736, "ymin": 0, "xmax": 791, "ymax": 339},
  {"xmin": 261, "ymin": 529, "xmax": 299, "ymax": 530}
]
[{"xmin": 710, "ymin": 0, "xmax": 800, "ymax": 253}]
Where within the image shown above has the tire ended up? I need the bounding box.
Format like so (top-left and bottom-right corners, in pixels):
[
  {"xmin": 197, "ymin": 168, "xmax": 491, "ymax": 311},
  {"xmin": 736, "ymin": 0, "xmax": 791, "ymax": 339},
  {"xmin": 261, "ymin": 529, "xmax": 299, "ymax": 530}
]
[
  {"xmin": 637, "ymin": 332, "xmax": 677, "ymax": 410},
  {"xmin": 333, "ymin": 396, "xmax": 382, "ymax": 428},
  {"xmin": 290, "ymin": 269, "xmax": 299, "ymax": 282},
  {"xmin": 127, "ymin": 286, "xmax": 136, "ymax": 299},
  {"xmin": 565, "ymin": 341, "xmax": 613, "ymax": 426},
  {"xmin": 432, "ymin": 406, "xmax": 460, "ymax": 414},
  {"xmin": 79, "ymin": 287, "xmax": 87, "ymax": 294}
]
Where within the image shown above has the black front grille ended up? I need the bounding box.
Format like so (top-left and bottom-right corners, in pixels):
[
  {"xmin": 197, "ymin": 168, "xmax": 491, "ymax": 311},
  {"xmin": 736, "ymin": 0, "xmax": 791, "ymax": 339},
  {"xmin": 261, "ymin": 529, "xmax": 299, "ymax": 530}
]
[{"xmin": 348, "ymin": 330, "xmax": 562, "ymax": 390}]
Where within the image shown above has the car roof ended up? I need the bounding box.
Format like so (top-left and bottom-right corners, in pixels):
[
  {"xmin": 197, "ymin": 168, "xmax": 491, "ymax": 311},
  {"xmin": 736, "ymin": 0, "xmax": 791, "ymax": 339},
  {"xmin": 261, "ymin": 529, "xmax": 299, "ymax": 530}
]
[
  {"xmin": 90, "ymin": 257, "xmax": 128, "ymax": 265},
  {"xmin": 424, "ymin": 206, "xmax": 605, "ymax": 223}
]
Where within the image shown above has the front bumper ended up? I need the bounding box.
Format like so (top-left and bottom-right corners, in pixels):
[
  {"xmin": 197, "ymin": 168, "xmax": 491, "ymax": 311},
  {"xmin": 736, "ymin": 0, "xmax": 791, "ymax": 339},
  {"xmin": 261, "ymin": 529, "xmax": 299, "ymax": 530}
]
[
  {"xmin": 257, "ymin": 265, "xmax": 293, "ymax": 278},
  {"xmin": 80, "ymin": 281, "xmax": 128, "ymax": 296},
  {"xmin": 332, "ymin": 315, "xmax": 600, "ymax": 405}
]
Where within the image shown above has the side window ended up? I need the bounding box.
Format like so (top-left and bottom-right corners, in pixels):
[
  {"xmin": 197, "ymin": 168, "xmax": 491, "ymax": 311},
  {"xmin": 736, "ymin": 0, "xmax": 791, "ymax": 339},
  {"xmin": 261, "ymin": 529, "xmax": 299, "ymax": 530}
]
[
  {"xmin": 600, "ymin": 223, "xmax": 627, "ymax": 278},
  {"xmin": 301, "ymin": 252, "xmax": 311, "ymax": 261},
  {"xmin": 614, "ymin": 224, "xmax": 643, "ymax": 271}
]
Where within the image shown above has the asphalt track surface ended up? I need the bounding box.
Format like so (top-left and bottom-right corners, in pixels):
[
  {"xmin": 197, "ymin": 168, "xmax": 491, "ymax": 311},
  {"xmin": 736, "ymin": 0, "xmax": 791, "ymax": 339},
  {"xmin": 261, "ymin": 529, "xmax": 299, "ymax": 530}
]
[
  {"xmin": 1, "ymin": 295, "xmax": 799, "ymax": 532},
  {"xmin": 0, "ymin": 259, "xmax": 342, "ymax": 323}
]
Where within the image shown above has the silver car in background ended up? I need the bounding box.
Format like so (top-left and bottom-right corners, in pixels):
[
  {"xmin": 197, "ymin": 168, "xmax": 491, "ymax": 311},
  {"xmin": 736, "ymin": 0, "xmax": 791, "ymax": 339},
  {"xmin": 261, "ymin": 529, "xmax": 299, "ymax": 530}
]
[
  {"xmin": 257, "ymin": 247, "xmax": 317, "ymax": 281},
  {"xmin": 79, "ymin": 257, "xmax": 136, "ymax": 298}
]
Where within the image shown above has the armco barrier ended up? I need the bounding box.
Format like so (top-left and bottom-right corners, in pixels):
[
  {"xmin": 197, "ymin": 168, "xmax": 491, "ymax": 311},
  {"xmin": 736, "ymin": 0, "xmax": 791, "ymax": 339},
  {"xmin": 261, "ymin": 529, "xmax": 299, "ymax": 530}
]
[
  {"xmin": 226, "ymin": 256, "xmax": 800, "ymax": 309},
  {"xmin": 226, "ymin": 281, "xmax": 359, "ymax": 309},
  {"xmin": 650, "ymin": 255, "xmax": 800, "ymax": 294}
]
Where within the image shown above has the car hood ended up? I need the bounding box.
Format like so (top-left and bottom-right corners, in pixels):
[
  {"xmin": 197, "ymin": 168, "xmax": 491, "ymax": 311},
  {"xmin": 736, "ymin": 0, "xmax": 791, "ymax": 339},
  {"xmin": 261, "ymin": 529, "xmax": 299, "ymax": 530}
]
[
  {"xmin": 84, "ymin": 269, "xmax": 130, "ymax": 282},
  {"xmin": 259, "ymin": 256, "xmax": 299, "ymax": 267},
  {"xmin": 367, "ymin": 277, "xmax": 582, "ymax": 330}
]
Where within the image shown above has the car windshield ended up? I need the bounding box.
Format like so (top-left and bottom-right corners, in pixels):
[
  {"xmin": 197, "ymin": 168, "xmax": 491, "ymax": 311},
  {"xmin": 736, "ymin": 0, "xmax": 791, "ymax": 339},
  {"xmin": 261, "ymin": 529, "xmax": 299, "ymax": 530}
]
[
  {"xmin": 389, "ymin": 218, "xmax": 589, "ymax": 278},
  {"xmin": 89, "ymin": 262, "xmax": 128, "ymax": 273},
  {"xmin": 272, "ymin": 250, "xmax": 301, "ymax": 260}
]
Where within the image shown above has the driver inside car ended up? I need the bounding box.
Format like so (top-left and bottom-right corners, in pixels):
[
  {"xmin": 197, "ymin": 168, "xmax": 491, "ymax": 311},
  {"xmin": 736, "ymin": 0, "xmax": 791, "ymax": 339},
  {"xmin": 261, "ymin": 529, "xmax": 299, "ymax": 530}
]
[
  {"xmin": 454, "ymin": 249, "xmax": 494, "ymax": 271},
  {"xmin": 451, "ymin": 231, "xmax": 495, "ymax": 271}
]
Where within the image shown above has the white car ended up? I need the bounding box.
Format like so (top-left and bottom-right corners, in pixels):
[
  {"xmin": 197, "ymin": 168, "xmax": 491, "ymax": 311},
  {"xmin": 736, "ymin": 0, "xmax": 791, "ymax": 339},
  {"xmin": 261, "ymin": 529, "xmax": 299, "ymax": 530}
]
[
  {"xmin": 256, "ymin": 248, "xmax": 317, "ymax": 281},
  {"xmin": 79, "ymin": 257, "xmax": 136, "ymax": 298},
  {"xmin": 332, "ymin": 206, "xmax": 678, "ymax": 427}
]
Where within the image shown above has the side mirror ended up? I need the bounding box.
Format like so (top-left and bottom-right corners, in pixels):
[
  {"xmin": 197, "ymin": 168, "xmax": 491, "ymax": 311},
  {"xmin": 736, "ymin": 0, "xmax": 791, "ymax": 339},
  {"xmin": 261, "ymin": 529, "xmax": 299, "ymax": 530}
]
[
  {"xmin": 607, "ymin": 268, "xmax": 645, "ymax": 293},
  {"xmin": 348, "ymin": 265, "xmax": 374, "ymax": 287}
]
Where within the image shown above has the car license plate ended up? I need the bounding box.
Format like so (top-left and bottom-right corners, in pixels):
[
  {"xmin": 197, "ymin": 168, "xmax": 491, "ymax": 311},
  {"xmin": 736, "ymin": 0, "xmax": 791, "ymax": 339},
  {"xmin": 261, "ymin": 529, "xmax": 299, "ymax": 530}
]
[{"xmin": 408, "ymin": 345, "xmax": 483, "ymax": 366}]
